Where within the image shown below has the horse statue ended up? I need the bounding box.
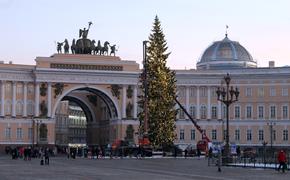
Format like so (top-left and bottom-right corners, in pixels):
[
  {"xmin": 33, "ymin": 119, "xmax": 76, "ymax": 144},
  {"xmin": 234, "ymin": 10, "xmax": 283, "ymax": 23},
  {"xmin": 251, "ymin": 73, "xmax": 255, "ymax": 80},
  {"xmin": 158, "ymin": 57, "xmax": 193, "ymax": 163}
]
[
  {"xmin": 57, "ymin": 42, "xmax": 64, "ymax": 54},
  {"xmin": 101, "ymin": 41, "xmax": 110, "ymax": 55},
  {"xmin": 64, "ymin": 39, "xmax": 69, "ymax": 54},
  {"xmin": 94, "ymin": 40, "xmax": 102, "ymax": 55},
  {"xmin": 71, "ymin": 39, "xmax": 76, "ymax": 54},
  {"xmin": 110, "ymin": 44, "xmax": 117, "ymax": 56},
  {"xmin": 91, "ymin": 40, "xmax": 96, "ymax": 55}
]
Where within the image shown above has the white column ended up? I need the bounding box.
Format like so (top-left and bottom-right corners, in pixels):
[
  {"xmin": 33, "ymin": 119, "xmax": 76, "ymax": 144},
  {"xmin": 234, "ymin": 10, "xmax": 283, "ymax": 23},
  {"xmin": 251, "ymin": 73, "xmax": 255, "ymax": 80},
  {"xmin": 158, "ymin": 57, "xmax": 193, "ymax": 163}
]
[
  {"xmin": 34, "ymin": 82, "xmax": 40, "ymax": 117},
  {"xmin": 185, "ymin": 86, "xmax": 190, "ymax": 119},
  {"xmin": 47, "ymin": 82, "xmax": 52, "ymax": 118},
  {"xmin": 122, "ymin": 85, "xmax": 127, "ymax": 119},
  {"xmin": 207, "ymin": 86, "xmax": 211, "ymax": 120},
  {"xmin": 23, "ymin": 82, "xmax": 27, "ymax": 117},
  {"xmin": 12, "ymin": 81, "xmax": 16, "ymax": 117},
  {"xmin": 218, "ymin": 101, "xmax": 222, "ymax": 119},
  {"xmin": 1, "ymin": 81, "xmax": 5, "ymax": 117},
  {"xmin": 133, "ymin": 85, "xmax": 138, "ymax": 119},
  {"xmin": 196, "ymin": 86, "xmax": 200, "ymax": 119}
]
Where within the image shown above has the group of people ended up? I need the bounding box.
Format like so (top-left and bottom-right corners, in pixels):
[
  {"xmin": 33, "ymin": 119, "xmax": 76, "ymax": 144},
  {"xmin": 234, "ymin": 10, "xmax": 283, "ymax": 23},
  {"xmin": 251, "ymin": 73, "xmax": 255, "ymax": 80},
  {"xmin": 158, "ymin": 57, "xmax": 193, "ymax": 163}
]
[{"xmin": 5, "ymin": 146, "xmax": 52, "ymax": 165}]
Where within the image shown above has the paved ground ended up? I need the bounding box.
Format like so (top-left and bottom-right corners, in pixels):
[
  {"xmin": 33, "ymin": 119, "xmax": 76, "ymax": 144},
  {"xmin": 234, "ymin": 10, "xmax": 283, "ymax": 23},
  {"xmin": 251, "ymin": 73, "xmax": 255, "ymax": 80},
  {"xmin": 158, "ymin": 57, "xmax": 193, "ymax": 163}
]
[{"xmin": 0, "ymin": 155, "xmax": 289, "ymax": 180}]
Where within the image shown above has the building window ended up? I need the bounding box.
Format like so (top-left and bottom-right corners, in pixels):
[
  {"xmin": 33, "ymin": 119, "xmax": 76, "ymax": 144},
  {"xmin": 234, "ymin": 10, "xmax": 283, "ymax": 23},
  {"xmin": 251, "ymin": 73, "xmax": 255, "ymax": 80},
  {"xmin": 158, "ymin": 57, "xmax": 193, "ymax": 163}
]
[
  {"xmin": 28, "ymin": 128, "xmax": 33, "ymax": 140},
  {"xmin": 282, "ymin": 106, "xmax": 288, "ymax": 119},
  {"xmin": 200, "ymin": 105, "xmax": 207, "ymax": 119},
  {"xmin": 246, "ymin": 106, "xmax": 252, "ymax": 119},
  {"xmin": 178, "ymin": 87, "xmax": 186, "ymax": 97},
  {"xmin": 282, "ymin": 88, "xmax": 288, "ymax": 96},
  {"xmin": 234, "ymin": 106, "xmax": 240, "ymax": 119},
  {"xmin": 270, "ymin": 87, "xmax": 276, "ymax": 96},
  {"xmin": 211, "ymin": 87, "xmax": 217, "ymax": 97},
  {"xmin": 258, "ymin": 106, "xmax": 264, "ymax": 119},
  {"xmin": 16, "ymin": 101, "xmax": 23, "ymax": 115},
  {"xmin": 180, "ymin": 129, "xmax": 184, "ymax": 140},
  {"xmin": 5, "ymin": 100, "xmax": 11, "ymax": 115},
  {"xmin": 235, "ymin": 129, "xmax": 240, "ymax": 141},
  {"xmin": 247, "ymin": 129, "xmax": 252, "ymax": 141},
  {"xmin": 5, "ymin": 82, "xmax": 11, "ymax": 94},
  {"xmin": 258, "ymin": 130, "xmax": 264, "ymax": 141},
  {"xmin": 211, "ymin": 106, "xmax": 217, "ymax": 119},
  {"xmin": 190, "ymin": 87, "xmax": 195, "ymax": 97},
  {"xmin": 211, "ymin": 129, "xmax": 216, "ymax": 140},
  {"xmin": 5, "ymin": 127, "xmax": 11, "ymax": 139},
  {"xmin": 200, "ymin": 87, "xmax": 207, "ymax": 97},
  {"xmin": 191, "ymin": 129, "xmax": 195, "ymax": 140},
  {"xmin": 258, "ymin": 87, "xmax": 264, "ymax": 97},
  {"xmin": 17, "ymin": 84, "xmax": 23, "ymax": 94},
  {"xmin": 245, "ymin": 87, "xmax": 252, "ymax": 97},
  {"xmin": 27, "ymin": 100, "xmax": 34, "ymax": 116},
  {"xmin": 28, "ymin": 84, "xmax": 34, "ymax": 94},
  {"xmin": 273, "ymin": 130, "xmax": 276, "ymax": 141},
  {"xmin": 222, "ymin": 105, "xmax": 226, "ymax": 119},
  {"xmin": 270, "ymin": 106, "xmax": 276, "ymax": 119},
  {"xmin": 283, "ymin": 130, "xmax": 288, "ymax": 141},
  {"xmin": 189, "ymin": 106, "xmax": 196, "ymax": 119},
  {"xmin": 179, "ymin": 109, "xmax": 185, "ymax": 119},
  {"xmin": 17, "ymin": 128, "xmax": 23, "ymax": 139}
]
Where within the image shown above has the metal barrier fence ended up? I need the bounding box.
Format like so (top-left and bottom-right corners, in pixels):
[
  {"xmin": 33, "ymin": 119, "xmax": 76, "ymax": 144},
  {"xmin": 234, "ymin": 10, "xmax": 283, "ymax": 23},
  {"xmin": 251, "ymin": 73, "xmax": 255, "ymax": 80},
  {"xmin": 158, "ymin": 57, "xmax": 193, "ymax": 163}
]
[{"xmin": 208, "ymin": 153, "xmax": 290, "ymax": 170}]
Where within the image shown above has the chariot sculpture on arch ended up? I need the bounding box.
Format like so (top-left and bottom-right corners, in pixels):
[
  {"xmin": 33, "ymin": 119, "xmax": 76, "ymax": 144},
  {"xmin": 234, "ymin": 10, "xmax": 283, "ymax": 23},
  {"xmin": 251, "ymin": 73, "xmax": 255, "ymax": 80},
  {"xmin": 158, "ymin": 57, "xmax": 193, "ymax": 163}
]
[{"xmin": 55, "ymin": 21, "xmax": 118, "ymax": 56}]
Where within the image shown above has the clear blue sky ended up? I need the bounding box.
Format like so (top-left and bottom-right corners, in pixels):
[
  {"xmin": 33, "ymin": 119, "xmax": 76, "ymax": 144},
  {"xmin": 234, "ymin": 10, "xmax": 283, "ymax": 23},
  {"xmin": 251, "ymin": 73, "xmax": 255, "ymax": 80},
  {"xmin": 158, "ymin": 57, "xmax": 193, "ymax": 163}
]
[{"xmin": 0, "ymin": 0, "xmax": 290, "ymax": 69}]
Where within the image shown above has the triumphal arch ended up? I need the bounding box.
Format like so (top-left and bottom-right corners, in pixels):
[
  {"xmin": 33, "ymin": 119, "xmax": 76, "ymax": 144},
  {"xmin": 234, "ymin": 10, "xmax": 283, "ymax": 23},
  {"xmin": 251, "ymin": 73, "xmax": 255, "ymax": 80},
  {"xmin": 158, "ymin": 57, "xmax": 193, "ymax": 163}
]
[{"xmin": 0, "ymin": 23, "xmax": 140, "ymax": 149}]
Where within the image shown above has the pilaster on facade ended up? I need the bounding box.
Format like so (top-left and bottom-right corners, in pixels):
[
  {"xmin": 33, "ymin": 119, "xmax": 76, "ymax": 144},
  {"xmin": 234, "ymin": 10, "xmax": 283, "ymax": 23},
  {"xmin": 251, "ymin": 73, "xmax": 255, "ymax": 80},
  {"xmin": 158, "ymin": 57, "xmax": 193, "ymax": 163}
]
[
  {"xmin": 185, "ymin": 86, "xmax": 190, "ymax": 119},
  {"xmin": 12, "ymin": 81, "xmax": 16, "ymax": 117},
  {"xmin": 47, "ymin": 82, "xmax": 52, "ymax": 118},
  {"xmin": 218, "ymin": 101, "xmax": 222, "ymax": 120},
  {"xmin": 207, "ymin": 86, "xmax": 211, "ymax": 120},
  {"xmin": 122, "ymin": 85, "xmax": 127, "ymax": 119},
  {"xmin": 34, "ymin": 82, "xmax": 40, "ymax": 117},
  {"xmin": 1, "ymin": 81, "xmax": 5, "ymax": 117},
  {"xmin": 196, "ymin": 86, "xmax": 200, "ymax": 120},
  {"xmin": 133, "ymin": 85, "xmax": 138, "ymax": 119},
  {"xmin": 23, "ymin": 82, "xmax": 28, "ymax": 117}
]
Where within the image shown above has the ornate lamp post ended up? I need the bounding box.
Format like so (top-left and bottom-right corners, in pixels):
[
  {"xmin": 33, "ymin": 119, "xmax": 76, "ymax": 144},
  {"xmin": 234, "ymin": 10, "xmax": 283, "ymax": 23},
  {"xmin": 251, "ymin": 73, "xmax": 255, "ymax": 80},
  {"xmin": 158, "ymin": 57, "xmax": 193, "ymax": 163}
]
[{"xmin": 216, "ymin": 73, "xmax": 239, "ymax": 163}]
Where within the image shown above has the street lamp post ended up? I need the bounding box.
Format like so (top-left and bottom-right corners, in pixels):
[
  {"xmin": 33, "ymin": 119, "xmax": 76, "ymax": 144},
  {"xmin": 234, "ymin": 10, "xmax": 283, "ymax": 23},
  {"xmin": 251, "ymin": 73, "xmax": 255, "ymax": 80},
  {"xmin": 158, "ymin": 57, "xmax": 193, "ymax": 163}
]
[
  {"xmin": 142, "ymin": 40, "xmax": 149, "ymax": 137},
  {"xmin": 216, "ymin": 73, "xmax": 239, "ymax": 163},
  {"xmin": 267, "ymin": 121, "xmax": 276, "ymax": 156}
]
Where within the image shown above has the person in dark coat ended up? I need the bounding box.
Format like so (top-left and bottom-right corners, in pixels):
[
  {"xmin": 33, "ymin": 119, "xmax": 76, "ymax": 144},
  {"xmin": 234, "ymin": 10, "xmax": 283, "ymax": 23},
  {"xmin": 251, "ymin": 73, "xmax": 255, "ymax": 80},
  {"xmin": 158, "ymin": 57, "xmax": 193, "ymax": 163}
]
[{"xmin": 44, "ymin": 148, "xmax": 50, "ymax": 165}]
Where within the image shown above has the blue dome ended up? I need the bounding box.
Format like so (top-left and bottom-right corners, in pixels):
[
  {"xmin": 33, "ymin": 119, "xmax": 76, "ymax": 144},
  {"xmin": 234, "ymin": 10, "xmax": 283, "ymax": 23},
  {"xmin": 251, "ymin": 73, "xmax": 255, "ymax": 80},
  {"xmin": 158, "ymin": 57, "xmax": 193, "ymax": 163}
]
[{"xmin": 197, "ymin": 35, "xmax": 257, "ymax": 70}]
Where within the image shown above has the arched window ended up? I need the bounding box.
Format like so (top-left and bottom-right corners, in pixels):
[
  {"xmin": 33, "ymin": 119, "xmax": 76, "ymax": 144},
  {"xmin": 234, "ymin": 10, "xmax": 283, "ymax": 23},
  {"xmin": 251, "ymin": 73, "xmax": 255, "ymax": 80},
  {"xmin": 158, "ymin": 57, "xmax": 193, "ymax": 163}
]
[
  {"xmin": 5, "ymin": 100, "xmax": 11, "ymax": 115},
  {"xmin": 16, "ymin": 101, "xmax": 23, "ymax": 115},
  {"xmin": 27, "ymin": 100, "xmax": 34, "ymax": 116}
]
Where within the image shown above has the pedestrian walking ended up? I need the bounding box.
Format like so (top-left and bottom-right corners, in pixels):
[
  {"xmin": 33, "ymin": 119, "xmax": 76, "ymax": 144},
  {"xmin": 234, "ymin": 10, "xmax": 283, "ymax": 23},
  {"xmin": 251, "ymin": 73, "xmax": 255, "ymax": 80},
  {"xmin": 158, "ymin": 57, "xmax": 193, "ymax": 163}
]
[
  {"xmin": 197, "ymin": 148, "xmax": 201, "ymax": 159},
  {"xmin": 44, "ymin": 148, "xmax": 50, "ymax": 165},
  {"xmin": 208, "ymin": 147, "xmax": 213, "ymax": 166},
  {"xmin": 184, "ymin": 149, "xmax": 188, "ymax": 159},
  {"xmin": 277, "ymin": 150, "xmax": 287, "ymax": 173}
]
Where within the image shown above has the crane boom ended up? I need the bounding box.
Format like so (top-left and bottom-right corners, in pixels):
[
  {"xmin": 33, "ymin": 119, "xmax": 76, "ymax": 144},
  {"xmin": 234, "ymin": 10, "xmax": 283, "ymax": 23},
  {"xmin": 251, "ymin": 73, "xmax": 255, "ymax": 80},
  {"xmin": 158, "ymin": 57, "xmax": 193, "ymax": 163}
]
[{"xmin": 175, "ymin": 97, "xmax": 210, "ymax": 142}]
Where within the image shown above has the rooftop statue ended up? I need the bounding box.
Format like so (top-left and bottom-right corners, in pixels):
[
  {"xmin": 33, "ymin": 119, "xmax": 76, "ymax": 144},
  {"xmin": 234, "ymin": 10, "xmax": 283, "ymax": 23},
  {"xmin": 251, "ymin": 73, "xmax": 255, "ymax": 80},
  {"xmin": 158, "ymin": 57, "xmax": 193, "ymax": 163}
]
[
  {"xmin": 57, "ymin": 42, "xmax": 64, "ymax": 54},
  {"xmin": 55, "ymin": 21, "xmax": 118, "ymax": 56},
  {"xmin": 64, "ymin": 39, "xmax": 69, "ymax": 54},
  {"xmin": 79, "ymin": 21, "xmax": 92, "ymax": 39},
  {"xmin": 75, "ymin": 22, "xmax": 93, "ymax": 54}
]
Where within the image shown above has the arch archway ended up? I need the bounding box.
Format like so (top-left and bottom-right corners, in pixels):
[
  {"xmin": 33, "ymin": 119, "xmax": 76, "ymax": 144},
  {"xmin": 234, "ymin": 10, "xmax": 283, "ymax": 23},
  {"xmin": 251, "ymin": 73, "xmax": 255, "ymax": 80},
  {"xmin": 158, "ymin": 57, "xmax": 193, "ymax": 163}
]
[
  {"xmin": 53, "ymin": 85, "xmax": 120, "ymax": 148},
  {"xmin": 52, "ymin": 85, "xmax": 120, "ymax": 119}
]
